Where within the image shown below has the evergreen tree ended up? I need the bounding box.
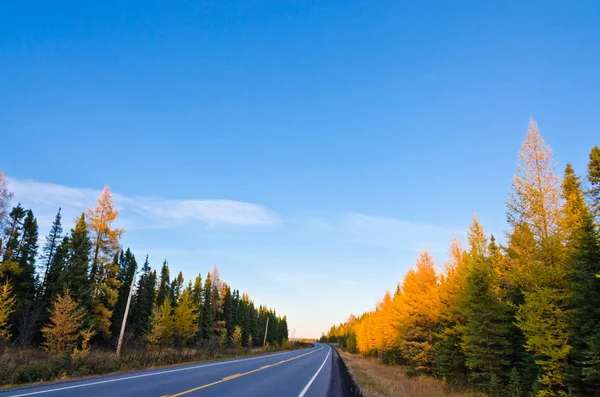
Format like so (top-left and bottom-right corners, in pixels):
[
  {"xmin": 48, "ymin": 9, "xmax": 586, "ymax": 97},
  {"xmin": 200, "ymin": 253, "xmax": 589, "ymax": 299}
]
[
  {"xmin": 562, "ymin": 163, "xmax": 600, "ymax": 393},
  {"xmin": 201, "ymin": 272, "xmax": 213, "ymax": 340},
  {"xmin": 461, "ymin": 219, "xmax": 512, "ymax": 395},
  {"xmin": 171, "ymin": 271, "xmax": 184, "ymax": 303},
  {"xmin": 15, "ymin": 209, "xmax": 38, "ymax": 303},
  {"xmin": 40, "ymin": 208, "xmax": 62, "ymax": 297},
  {"xmin": 156, "ymin": 261, "xmax": 170, "ymax": 308},
  {"xmin": 191, "ymin": 274, "xmax": 203, "ymax": 341},
  {"xmin": 222, "ymin": 285, "xmax": 234, "ymax": 339},
  {"xmin": 131, "ymin": 256, "xmax": 156, "ymax": 343},
  {"xmin": 588, "ymin": 145, "xmax": 600, "ymax": 219},
  {"xmin": 110, "ymin": 249, "xmax": 137, "ymax": 341},
  {"xmin": 66, "ymin": 214, "xmax": 92, "ymax": 312},
  {"xmin": 13, "ymin": 209, "xmax": 39, "ymax": 345},
  {"xmin": 2, "ymin": 204, "xmax": 25, "ymax": 262},
  {"xmin": 40, "ymin": 236, "xmax": 70, "ymax": 328}
]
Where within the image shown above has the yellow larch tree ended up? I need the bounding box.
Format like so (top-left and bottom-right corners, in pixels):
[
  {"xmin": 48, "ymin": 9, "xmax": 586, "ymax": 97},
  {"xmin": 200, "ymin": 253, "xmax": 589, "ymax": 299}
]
[
  {"xmin": 394, "ymin": 250, "xmax": 441, "ymax": 375},
  {"xmin": 507, "ymin": 119, "xmax": 570, "ymax": 396},
  {"xmin": 42, "ymin": 290, "xmax": 85, "ymax": 354},
  {"xmin": 0, "ymin": 280, "xmax": 16, "ymax": 343},
  {"xmin": 147, "ymin": 297, "xmax": 175, "ymax": 347},
  {"xmin": 435, "ymin": 237, "xmax": 469, "ymax": 381},
  {"xmin": 173, "ymin": 288, "xmax": 199, "ymax": 347},
  {"xmin": 86, "ymin": 186, "xmax": 124, "ymax": 338}
]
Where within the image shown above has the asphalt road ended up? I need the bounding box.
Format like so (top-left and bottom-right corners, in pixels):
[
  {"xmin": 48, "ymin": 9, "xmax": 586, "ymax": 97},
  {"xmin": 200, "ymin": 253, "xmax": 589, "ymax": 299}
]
[{"xmin": 1, "ymin": 343, "xmax": 333, "ymax": 397}]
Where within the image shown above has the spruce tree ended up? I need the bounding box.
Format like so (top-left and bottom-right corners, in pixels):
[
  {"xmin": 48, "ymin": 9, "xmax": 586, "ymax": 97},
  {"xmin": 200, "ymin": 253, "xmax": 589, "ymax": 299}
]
[
  {"xmin": 110, "ymin": 248, "xmax": 137, "ymax": 341},
  {"xmin": 587, "ymin": 145, "xmax": 600, "ymax": 219},
  {"xmin": 562, "ymin": 164, "xmax": 600, "ymax": 393},
  {"xmin": 461, "ymin": 219, "xmax": 512, "ymax": 394},
  {"xmin": 67, "ymin": 214, "xmax": 92, "ymax": 315},
  {"xmin": 40, "ymin": 208, "xmax": 62, "ymax": 297},
  {"xmin": 15, "ymin": 209, "xmax": 38, "ymax": 303},
  {"xmin": 131, "ymin": 256, "xmax": 156, "ymax": 343},
  {"xmin": 156, "ymin": 261, "xmax": 170, "ymax": 308},
  {"xmin": 201, "ymin": 272, "xmax": 213, "ymax": 340},
  {"xmin": 2, "ymin": 204, "xmax": 25, "ymax": 262}
]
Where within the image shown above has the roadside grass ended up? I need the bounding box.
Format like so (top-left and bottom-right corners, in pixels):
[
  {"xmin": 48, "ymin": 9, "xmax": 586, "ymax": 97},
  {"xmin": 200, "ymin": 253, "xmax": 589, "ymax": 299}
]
[
  {"xmin": 0, "ymin": 342, "xmax": 311, "ymax": 390},
  {"xmin": 338, "ymin": 350, "xmax": 485, "ymax": 397}
]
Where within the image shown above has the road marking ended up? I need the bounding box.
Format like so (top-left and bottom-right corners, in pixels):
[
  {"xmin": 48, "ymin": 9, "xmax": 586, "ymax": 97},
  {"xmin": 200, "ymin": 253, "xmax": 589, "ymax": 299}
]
[
  {"xmin": 4, "ymin": 348, "xmax": 311, "ymax": 397},
  {"xmin": 166, "ymin": 345, "xmax": 325, "ymax": 397},
  {"xmin": 297, "ymin": 345, "xmax": 331, "ymax": 397}
]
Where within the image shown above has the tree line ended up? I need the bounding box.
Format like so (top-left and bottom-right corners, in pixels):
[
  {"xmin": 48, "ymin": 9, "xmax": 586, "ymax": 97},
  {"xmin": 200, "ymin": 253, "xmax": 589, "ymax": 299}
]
[
  {"xmin": 0, "ymin": 182, "xmax": 288, "ymax": 356},
  {"xmin": 321, "ymin": 119, "xmax": 600, "ymax": 397}
]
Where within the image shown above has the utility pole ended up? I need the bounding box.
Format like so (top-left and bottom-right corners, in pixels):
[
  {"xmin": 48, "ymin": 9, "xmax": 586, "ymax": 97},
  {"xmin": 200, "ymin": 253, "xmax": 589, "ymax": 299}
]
[
  {"xmin": 263, "ymin": 317, "xmax": 269, "ymax": 347},
  {"xmin": 116, "ymin": 268, "xmax": 137, "ymax": 357}
]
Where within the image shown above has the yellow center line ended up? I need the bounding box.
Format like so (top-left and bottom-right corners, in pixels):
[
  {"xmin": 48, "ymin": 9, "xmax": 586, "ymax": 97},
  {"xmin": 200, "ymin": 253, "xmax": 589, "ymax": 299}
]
[{"xmin": 164, "ymin": 346, "xmax": 323, "ymax": 397}]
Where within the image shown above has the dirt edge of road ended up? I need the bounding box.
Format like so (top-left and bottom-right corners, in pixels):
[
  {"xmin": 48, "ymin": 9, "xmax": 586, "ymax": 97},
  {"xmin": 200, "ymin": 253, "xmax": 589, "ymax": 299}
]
[{"xmin": 329, "ymin": 347, "xmax": 363, "ymax": 397}]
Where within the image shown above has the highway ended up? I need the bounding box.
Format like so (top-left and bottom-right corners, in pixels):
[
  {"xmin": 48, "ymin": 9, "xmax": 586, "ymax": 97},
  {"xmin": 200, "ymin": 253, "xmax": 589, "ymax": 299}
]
[{"xmin": 1, "ymin": 344, "xmax": 333, "ymax": 397}]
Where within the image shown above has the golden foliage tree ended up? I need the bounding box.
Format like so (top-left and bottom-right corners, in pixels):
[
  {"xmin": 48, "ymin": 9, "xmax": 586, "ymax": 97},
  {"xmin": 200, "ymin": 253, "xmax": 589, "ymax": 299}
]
[
  {"xmin": 147, "ymin": 297, "xmax": 174, "ymax": 347},
  {"xmin": 86, "ymin": 186, "xmax": 124, "ymax": 338},
  {"xmin": 394, "ymin": 251, "xmax": 440, "ymax": 375},
  {"xmin": 42, "ymin": 290, "xmax": 85, "ymax": 354},
  {"xmin": 173, "ymin": 288, "xmax": 199, "ymax": 346},
  {"xmin": 0, "ymin": 280, "xmax": 16, "ymax": 342},
  {"xmin": 507, "ymin": 119, "xmax": 570, "ymax": 396},
  {"xmin": 232, "ymin": 325, "xmax": 243, "ymax": 349}
]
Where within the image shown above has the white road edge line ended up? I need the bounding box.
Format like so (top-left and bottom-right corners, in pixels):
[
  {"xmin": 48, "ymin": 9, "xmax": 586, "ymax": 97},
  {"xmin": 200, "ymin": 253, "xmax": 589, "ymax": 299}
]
[
  {"xmin": 297, "ymin": 344, "xmax": 332, "ymax": 397},
  {"xmin": 5, "ymin": 347, "xmax": 316, "ymax": 397}
]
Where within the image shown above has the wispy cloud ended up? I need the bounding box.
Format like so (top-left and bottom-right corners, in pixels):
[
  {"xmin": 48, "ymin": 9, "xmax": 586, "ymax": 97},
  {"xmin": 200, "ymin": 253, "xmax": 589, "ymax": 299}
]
[
  {"xmin": 338, "ymin": 212, "xmax": 462, "ymax": 253},
  {"xmin": 267, "ymin": 272, "xmax": 327, "ymax": 283},
  {"xmin": 8, "ymin": 178, "xmax": 280, "ymax": 230}
]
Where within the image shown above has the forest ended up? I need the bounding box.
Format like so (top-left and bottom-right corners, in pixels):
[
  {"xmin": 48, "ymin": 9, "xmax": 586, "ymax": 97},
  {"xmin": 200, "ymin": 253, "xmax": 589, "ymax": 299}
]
[
  {"xmin": 0, "ymin": 179, "xmax": 289, "ymax": 385},
  {"xmin": 321, "ymin": 120, "xmax": 600, "ymax": 397}
]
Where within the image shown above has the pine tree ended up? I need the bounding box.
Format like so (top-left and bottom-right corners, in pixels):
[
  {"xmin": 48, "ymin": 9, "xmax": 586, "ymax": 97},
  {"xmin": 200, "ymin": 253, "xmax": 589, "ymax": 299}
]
[
  {"xmin": 131, "ymin": 256, "xmax": 156, "ymax": 343},
  {"xmin": 15, "ymin": 209, "xmax": 38, "ymax": 303},
  {"xmin": 171, "ymin": 271, "xmax": 184, "ymax": 303},
  {"xmin": 191, "ymin": 273, "xmax": 203, "ymax": 341},
  {"xmin": 172, "ymin": 288, "xmax": 198, "ymax": 347},
  {"xmin": 12, "ymin": 209, "xmax": 39, "ymax": 345},
  {"xmin": 460, "ymin": 219, "xmax": 512, "ymax": 394},
  {"xmin": 2, "ymin": 204, "xmax": 25, "ymax": 263},
  {"xmin": 66, "ymin": 214, "xmax": 92, "ymax": 312},
  {"xmin": 587, "ymin": 145, "xmax": 600, "ymax": 219},
  {"xmin": 42, "ymin": 290, "xmax": 85, "ymax": 354},
  {"xmin": 201, "ymin": 273, "xmax": 213, "ymax": 341},
  {"xmin": 0, "ymin": 280, "xmax": 16, "ymax": 343},
  {"xmin": 110, "ymin": 249, "xmax": 137, "ymax": 340},
  {"xmin": 156, "ymin": 261, "xmax": 170, "ymax": 308},
  {"xmin": 40, "ymin": 208, "xmax": 62, "ymax": 297},
  {"xmin": 562, "ymin": 163, "xmax": 600, "ymax": 393}
]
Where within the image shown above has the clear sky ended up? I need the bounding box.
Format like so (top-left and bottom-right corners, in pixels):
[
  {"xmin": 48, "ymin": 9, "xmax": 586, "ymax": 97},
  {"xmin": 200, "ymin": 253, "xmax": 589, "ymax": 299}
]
[{"xmin": 1, "ymin": 1, "xmax": 599, "ymax": 338}]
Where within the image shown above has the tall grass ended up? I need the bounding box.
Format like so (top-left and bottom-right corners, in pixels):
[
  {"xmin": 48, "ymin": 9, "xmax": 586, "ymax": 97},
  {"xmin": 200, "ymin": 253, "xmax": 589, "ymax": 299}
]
[
  {"xmin": 338, "ymin": 349, "xmax": 485, "ymax": 397},
  {"xmin": 0, "ymin": 341, "xmax": 308, "ymax": 388}
]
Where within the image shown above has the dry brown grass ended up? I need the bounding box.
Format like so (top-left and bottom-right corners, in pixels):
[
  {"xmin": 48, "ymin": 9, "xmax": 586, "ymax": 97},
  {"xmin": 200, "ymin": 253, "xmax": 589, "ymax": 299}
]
[{"xmin": 339, "ymin": 350, "xmax": 485, "ymax": 397}]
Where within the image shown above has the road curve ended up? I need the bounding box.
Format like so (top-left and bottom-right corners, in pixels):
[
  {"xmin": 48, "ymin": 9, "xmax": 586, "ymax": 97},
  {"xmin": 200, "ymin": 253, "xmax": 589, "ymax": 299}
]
[{"xmin": 1, "ymin": 344, "xmax": 333, "ymax": 397}]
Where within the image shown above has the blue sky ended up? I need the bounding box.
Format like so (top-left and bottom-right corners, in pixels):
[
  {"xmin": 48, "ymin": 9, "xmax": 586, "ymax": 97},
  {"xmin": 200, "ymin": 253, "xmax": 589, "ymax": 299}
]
[{"xmin": 1, "ymin": 1, "xmax": 599, "ymax": 337}]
